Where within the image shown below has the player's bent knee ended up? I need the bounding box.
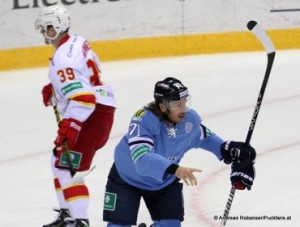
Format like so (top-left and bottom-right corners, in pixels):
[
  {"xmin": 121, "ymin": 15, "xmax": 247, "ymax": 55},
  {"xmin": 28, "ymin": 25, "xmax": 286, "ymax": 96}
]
[
  {"xmin": 107, "ymin": 223, "xmax": 131, "ymax": 227},
  {"xmin": 153, "ymin": 219, "xmax": 181, "ymax": 227}
]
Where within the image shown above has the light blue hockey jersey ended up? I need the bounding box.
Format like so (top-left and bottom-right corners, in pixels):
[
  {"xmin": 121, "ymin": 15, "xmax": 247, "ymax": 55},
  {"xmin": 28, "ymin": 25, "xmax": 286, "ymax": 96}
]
[{"xmin": 114, "ymin": 107, "xmax": 224, "ymax": 191}]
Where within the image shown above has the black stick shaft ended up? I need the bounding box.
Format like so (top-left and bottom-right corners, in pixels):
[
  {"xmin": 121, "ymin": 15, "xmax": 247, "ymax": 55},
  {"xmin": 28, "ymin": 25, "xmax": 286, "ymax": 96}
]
[{"xmin": 245, "ymin": 52, "xmax": 275, "ymax": 145}]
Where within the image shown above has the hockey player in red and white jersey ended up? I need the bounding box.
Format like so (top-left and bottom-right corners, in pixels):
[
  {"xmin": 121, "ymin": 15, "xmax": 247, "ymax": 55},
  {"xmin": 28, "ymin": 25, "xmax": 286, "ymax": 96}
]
[{"xmin": 35, "ymin": 5, "xmax": 116, "ymax": 227}]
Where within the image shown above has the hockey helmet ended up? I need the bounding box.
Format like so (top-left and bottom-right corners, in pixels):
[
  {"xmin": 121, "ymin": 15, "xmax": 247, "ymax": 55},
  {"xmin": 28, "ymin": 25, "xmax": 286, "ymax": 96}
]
[
  {"xmin": 35, "ymin": 5, "xmax": 71, "ymax": 38},
  {"xmin": 154, "ymin": 77, "xmax": 189, "ymax": 102}
]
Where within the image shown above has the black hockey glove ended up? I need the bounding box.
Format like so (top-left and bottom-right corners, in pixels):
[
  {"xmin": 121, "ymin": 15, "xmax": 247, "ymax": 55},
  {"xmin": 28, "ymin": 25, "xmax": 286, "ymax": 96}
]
[
  {"xmin": 221, "ymin": 141, "xmax": 256, "ymax": 164},
  {"xmin": 231, "ymin": 158, "xmax": 255, "ymax": 190}
]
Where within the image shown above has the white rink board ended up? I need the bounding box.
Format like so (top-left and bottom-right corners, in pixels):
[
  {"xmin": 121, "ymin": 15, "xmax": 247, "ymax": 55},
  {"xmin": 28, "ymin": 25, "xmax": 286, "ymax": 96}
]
[{"xmin": 1, "ymin": 0, "xmax": 300, "ymax": 49}]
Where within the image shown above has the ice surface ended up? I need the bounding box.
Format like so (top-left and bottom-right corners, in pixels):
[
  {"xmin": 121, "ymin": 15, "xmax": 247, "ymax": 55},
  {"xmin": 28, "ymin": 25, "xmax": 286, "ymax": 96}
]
[{"xmin": 0, "ymin": 50, "xmax": 299, "ymax": 226}]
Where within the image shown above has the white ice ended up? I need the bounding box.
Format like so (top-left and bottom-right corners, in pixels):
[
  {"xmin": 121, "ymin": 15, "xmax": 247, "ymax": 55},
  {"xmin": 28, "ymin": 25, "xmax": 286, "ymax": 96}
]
[{"xmin": 0, "ymin": 50, "xmax": 299, "ymax": 227}]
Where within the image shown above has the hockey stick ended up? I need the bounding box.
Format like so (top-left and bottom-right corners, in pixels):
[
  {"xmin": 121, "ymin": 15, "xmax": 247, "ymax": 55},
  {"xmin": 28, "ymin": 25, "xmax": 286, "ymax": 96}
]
[
  {"xmin": 220, "ymin": 21, "xmax": 276, "ymax": 226},
  {"xmin": 52, "ymin": 104, "xmax": 77, "ymax": 177},
  {"xmin": 52, "ymin": 100, "xmax": 96, "ymax": 178}
]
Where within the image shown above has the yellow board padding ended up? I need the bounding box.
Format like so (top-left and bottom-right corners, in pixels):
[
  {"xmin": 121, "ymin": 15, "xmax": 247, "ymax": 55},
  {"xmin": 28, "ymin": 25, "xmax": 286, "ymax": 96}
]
[{"xmin": 1, "ymin": 28, "xmax": 300, "ymax": 71}]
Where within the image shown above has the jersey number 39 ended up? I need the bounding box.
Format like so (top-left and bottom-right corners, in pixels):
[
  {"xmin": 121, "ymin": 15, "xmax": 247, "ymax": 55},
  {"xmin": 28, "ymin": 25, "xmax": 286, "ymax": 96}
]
[{"xmin": 57, "ymin": 59, "xmax": 102, "ymax": 86}]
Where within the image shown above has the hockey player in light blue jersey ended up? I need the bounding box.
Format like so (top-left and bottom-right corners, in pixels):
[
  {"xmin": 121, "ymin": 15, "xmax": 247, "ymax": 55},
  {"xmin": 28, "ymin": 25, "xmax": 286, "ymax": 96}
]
[{"xmin": 103, "ymin": 77, "xmax": 256, "ymax": 227}]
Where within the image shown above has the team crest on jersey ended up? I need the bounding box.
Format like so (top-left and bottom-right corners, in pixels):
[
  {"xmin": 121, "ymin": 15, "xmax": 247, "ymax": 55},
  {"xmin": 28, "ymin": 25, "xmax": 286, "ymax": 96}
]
[
  {"xmin": 185, "ymin": 122, "xmax": 193, "ymax": 133},
  {"xmin": 132, "ymin": 109, "xmax": 145, "ymax": 121},
  {"xmin": 166, "ymin": 127, "xmax": 177, "ymax": 138}
]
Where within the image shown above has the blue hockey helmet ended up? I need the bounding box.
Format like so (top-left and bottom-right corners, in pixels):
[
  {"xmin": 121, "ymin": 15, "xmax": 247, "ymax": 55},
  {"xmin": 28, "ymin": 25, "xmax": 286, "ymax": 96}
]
[{"xmin": 154, "ymin": 77, "xmax": 189, "ymax": 102}]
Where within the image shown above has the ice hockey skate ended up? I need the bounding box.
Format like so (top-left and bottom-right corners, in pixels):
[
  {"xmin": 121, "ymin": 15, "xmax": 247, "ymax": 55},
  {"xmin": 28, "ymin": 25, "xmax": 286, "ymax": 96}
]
[
  {"xmin": 138, "ymin": 224, "xmax": 147, "ymax": 227},
  {"xmin": 43, "ymin": 208, "xmax": 70, "ymax": 227},
  {"xmin": 64, "ymin": 218, "xmax": 89, "ymax": 227},
  {"xmin": 138, "ymin": 224, "xmax": 153, "ymax": 227}
]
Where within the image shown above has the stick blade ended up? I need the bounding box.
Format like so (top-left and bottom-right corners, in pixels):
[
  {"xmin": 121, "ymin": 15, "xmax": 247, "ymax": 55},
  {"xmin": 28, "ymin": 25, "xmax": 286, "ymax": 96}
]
[
  {"xmin": 72, "ymin": 165, "xmax": 96, "ymax": 178},
  {"xmin": 247, "ymin": 20, "xmax": 275, "ymax": 54}
]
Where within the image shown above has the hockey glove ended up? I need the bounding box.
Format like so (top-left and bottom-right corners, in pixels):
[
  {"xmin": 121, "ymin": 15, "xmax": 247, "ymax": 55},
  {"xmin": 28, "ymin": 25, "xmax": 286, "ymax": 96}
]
[
  {"xmin": 54, "ymin": 118, "xmax": 82, "ymax": 149},
  {"xmin": 231, "ymin": 158, "xmax": 255, "ymax": 190},
  {"xmin": 221, "ymin": 141, "xmax": 256, "ymax": 164},
  {"xmin": 42, "ymin": 83, "xmax": 53, "ymax": 107}
]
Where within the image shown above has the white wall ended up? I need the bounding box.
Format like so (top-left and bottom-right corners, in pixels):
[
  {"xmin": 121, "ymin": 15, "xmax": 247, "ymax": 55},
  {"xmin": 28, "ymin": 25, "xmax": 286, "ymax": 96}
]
[{"xmin": 1, "ymin": 0, "xmax": 300, "ymax": 49}]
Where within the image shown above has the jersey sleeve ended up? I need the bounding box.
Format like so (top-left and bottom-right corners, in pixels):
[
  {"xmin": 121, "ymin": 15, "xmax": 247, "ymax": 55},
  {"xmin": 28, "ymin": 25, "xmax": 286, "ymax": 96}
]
[
  {"xmin": 196, "ymin": 124, "xmax": 224, "ymax": 160},
  {"xmin": 189, "ymin": 109, "xmax": 224, "ymax": 160},
  {"xmin": 126, "ymin": 109, "xmax": 172, "ymax": 182}
]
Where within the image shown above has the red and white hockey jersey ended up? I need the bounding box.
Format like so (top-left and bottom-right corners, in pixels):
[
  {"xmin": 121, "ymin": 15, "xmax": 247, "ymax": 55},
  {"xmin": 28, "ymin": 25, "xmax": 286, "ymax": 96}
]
[{"xmin": 48, "ymin": 34, "xmax": 116, "ymax": 122}]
